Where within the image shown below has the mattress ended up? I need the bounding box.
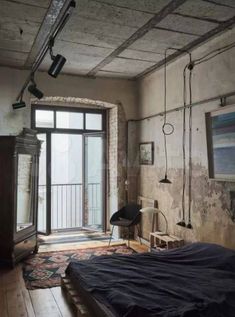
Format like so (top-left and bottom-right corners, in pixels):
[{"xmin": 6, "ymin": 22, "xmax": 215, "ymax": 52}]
[{"xmin": 66, "ymin": 242, "xmax": 235, "ymax": 317}]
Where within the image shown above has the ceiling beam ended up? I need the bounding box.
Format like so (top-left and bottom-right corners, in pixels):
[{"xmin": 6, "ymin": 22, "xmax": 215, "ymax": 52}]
[
  {"xmin": 87, "ymin": 0, "xmax": 189, "ymax": 77},
  {"xmin": 172, "ymin": 12, "xmax": 221, "ymax": 24},
  {"xmin": 202, "ymin": 0, "xmax": 235, "ymax": 9},
  {"xmin": 136, "ymin": 15, "xmax": 235, "ymax": 79},
  {"xmin": 24, "ymin": 0, "xmax": 71, "ymax": 68}
]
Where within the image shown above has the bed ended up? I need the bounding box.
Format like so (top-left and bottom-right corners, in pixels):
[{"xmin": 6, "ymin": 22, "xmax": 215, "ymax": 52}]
[{"xmin": 65, "ymin": 242, "xmax": 235, "ymax": 317}]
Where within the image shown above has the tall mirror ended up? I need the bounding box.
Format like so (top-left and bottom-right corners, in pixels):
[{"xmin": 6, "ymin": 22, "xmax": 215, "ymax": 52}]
[{"xmin": 16, "ymin": 154, "xmax": 33, "ymax": 231}]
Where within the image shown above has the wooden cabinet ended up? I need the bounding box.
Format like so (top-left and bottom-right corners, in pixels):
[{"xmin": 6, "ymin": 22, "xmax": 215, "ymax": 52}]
[{"xmin": 0, "ymin": 128, "xmax": 41, "ymax": 266}]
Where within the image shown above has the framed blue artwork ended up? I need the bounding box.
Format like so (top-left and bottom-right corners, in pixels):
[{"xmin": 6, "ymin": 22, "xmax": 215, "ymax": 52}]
[{"xmin": 206, "ymin": 105, "xmax": 235, "ymax": 181}]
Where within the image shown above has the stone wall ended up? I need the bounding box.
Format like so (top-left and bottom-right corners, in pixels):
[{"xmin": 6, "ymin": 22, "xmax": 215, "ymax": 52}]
[{"xmin": 108, "ymin": 103, "xmax": 127, "ymax": 237}]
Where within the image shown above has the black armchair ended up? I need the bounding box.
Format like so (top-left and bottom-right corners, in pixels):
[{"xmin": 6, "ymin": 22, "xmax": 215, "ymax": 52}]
[{"xmin": 109, "ymin": 204, "xmax": 141, "ymax": 246}]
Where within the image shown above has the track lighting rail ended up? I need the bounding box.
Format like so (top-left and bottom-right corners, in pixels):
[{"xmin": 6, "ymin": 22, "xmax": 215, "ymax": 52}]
[{"xmin": 15, "ymin": 0, "xmax": 76, "ymax": 102}]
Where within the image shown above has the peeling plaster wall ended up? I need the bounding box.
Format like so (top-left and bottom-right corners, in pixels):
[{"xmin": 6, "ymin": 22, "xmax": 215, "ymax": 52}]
[
  {"xmin": 135, "ymin": 28, "xmax": 235, "ymax": 249},
  {"xmin": 0, "ymin": 66, "xmax": 137, "ymax": 135}
]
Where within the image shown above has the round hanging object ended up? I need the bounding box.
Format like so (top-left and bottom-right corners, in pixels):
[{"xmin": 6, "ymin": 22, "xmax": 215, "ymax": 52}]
[{"xmin": 162, "ymin": 123, "xmax": 174, "ymax": 135}]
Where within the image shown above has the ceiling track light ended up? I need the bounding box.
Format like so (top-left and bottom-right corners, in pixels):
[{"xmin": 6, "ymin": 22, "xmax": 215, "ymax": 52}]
[
  {"xmin": 28, "ymin": 75, "xmax": 44, "ymax": 99},
  {"xmin": 15, "ymin": 0, "xmax": 76, "ymax": 103},
  {"xmin": 48, "ymin": 38, "xmax": 66, "ymax": 78}
]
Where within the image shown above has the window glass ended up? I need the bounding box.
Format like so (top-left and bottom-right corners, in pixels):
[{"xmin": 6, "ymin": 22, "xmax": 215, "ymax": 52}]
[
  {"xmin": 85, "ymin": 113, "xmax": 102, "ymax": 130},
  {"xmin": 36, "ymin": 110, "xmax": 54, "ymax": 128},
  {"xmin": 56, "ymin": 111, "xmax": 83, "ymax": 129}
]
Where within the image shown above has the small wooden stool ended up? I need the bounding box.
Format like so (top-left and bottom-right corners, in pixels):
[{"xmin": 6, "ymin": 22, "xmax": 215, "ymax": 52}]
[{"xmin": 149, "ymin": 231, "xmax": 184, "ymax": 251}]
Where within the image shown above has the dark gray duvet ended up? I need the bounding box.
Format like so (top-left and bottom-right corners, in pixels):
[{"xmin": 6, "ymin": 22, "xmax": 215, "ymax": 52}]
[{"xmin": 66, "ymin": 243, "xmax": 235, "ymax": 317}]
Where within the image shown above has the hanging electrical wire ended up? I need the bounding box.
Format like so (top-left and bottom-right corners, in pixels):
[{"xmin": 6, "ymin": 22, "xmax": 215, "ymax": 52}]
[
  {"xmin": 194, "ymin": 40, "xmax": 235, "ymax": 66},
  {"xmin": 177, "ymin": 64, "xmax": 188, "ymax": 227},
  {"xmin": 175, "ymin": 51, "xmax": 192, "ymax": 227},
  {"xmin": 178, "ymin": 58, "xmax": 194, "ymax": 229},
  {"xmin": 159, "ymin": 49, "xmax": 174, "ymax": 184},
  {"xmin": 177, "ymin": 39, "xmax": 235, "ymax": 229},
  {"xmin": 187, "ymin": 62, "xmax": 193, "ymax": 229},
  {"xmin": 179, "ymin": 39, "xmax": 235, "ymax": 228},
  {"xmin": 158, "ymin": 39, "xmax": 235, "ymax": 226}
]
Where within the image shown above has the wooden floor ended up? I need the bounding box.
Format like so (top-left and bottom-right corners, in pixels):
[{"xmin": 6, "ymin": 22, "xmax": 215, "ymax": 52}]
[{"xmin": 0, "ymin": 240, "xmax": 148, "ymax": 317}]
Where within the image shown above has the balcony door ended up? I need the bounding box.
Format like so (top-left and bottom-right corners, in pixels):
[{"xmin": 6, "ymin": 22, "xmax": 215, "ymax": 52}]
[
  {"xmin": 32, "ymin": 106, "xmax": 106, "ymax": 234},
  {"xmin": 51, "ymin": 133, "xmax": 83, "ymax": 230},
  {"xmin": 84, "ymin": 133, "xmax": 105, "ymax": 231}
]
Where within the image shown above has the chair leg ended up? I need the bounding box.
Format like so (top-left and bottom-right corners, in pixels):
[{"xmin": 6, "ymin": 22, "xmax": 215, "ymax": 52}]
[
  {"xmin": 136, "ymin": 224, "xmax": 142, "ymax": 245},
  {"xmin": 109, "ymin": 226, "xmax": 114, "ymax": 246},
  {"xmin": 128, "ymin": 227, "xmax": 130, "ymax": 247}
]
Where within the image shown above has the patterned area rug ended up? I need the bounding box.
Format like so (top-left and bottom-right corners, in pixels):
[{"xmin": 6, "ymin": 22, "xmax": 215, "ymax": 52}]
[{"xmin": 23, "ymin": 245, "xmax": 134, "ymax": 290}]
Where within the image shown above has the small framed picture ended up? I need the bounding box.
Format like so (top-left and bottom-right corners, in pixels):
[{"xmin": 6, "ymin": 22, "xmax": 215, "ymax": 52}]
[{"xmin": 139, "ymin": 142, "xmax": 154, "ymax": 165}]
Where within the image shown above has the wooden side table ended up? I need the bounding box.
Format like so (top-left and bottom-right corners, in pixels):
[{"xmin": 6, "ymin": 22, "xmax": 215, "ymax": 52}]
[{"xmin": 149, "ymin": 231, "xmax": 184, "ymax": 251}]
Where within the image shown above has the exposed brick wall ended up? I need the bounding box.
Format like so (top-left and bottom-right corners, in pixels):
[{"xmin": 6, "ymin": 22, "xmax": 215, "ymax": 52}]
[
  {"xmin": 108, "ymin": 103, "xmax": 127, "ymax": 238},
  {"xmin": 108, "ymin": 106, "xmax": 118, "ymax": 222}
]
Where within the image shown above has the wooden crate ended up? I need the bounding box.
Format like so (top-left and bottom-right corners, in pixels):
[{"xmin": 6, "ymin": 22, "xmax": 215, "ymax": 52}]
[
  {"xmin": 149, "ymin": 231, "xmax": 184, "ymax": 251},
  {"xmin": 61, "ymin": 274, "xmax": 91, "ymax": 317}
]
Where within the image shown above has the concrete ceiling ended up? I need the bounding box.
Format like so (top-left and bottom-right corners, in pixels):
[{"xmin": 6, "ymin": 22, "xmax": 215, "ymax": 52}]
[{"xmin": 1, "ymin": 0, "xmax": 235, "ymax": 79}]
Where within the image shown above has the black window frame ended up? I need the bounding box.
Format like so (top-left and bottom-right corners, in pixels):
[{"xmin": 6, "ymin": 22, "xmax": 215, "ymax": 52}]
[
  {"xmin": 31, "ymin": 104, "xmax": 107, "ymax": 235},
  {"xmin": 31, "ymin": 104, "xmax": 106, "ymax": 134}
]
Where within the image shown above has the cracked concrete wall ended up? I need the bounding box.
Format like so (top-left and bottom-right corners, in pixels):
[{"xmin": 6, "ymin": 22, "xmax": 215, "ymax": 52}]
[{"xmin": 135, "ymin": 28, "xmax": 235, "ymax": 249}]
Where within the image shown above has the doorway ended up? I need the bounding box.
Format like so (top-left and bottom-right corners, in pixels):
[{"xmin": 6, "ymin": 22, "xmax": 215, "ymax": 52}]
[{"xmin": 32, "ymin": 105, "xmax": 106, "ymax": 235}]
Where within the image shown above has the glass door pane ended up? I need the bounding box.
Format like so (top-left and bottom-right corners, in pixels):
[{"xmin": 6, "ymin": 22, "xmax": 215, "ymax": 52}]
[
  {"xmin": 51, "ymin": 134, "xmax": 83, "ymax": 230},
  {"xmin": 16, "ymin": 154, "xmax": 33, "ymax": 231},
  {"xmin": 37, "ymin": 134, "xmax": 47, "ymax": 233},
  {"xmin": 84, "ymin": 133, "xmax": 105, "ymax": 231}
]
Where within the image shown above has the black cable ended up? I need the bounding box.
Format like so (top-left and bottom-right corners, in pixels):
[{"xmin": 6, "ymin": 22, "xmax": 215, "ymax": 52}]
[
  {"xmin": 16, "ymin": 0, "xmax": 76, "ymax": 101},
  {"xmin": 161, "ymin": 40, "xmax": 235, "ymax": 224},
  {"xmin": 194, "ymin": 41, "xmax": 235, "ymax": 66},
  {"xmin": 177, "ymin": 40, "xmax": 235, "ymax": 229},
  {"xmin": 160, "ymin": 49, "xmax": 175, "ymax": 182},
  {"xmin": 187, "ymin": 66, "xmax": 193, "ymax": 229},
  {"xmin": 179, "ymin": 64, "xmax": 188, "ymax": 227}
]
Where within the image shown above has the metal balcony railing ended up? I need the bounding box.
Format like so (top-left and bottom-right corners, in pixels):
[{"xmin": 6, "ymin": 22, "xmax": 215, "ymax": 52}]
[{"xmin": 38, "ymin": 182, "xmax": 101, "ymax": 231}]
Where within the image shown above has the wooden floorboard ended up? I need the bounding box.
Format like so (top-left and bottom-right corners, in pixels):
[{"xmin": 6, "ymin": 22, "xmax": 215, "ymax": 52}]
[
  {"xmin": 22, "ymin": 288, "xmax": 36, "ymax": 317},
  {"xmin": 6, "ymin": 287, "xmax": 28, "ymax": 317},
  {"xmin": 0, "ymin": 240, "xmax": 147, "ymax": 317},
  {"xmin": 51, "ymin": 287, "xmax": 75, "ymax": 317},
  {"xmin": 0, "ymin": 289, "xmax": 8, "ymax": 317},
  {"xmin": 29, "ymin": 289, "xmax": 63, "ymax": 317}
]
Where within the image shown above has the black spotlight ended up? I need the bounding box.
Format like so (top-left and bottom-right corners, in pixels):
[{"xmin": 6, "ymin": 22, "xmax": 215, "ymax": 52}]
[
  {"xmin": 48, "ymin": 54, "xmax": 66, "ymax": 78},
  {"xmin": 12, "ymin": 100, "xmax": 26, "ymax": 110},
  {"xmin": 28, "ymin": 83, "xmax": 44, "ymax": 99},
  {"xmin": 48, "ymin": 39, "xmax": 66, "ymax": 78},
  {"xmin": 12, "ymin": 93, "xmax": 26, "ymax": 109},
  {"xmin": 28, "ymin": 75, "xmax": 44, "ymax": 100}
]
